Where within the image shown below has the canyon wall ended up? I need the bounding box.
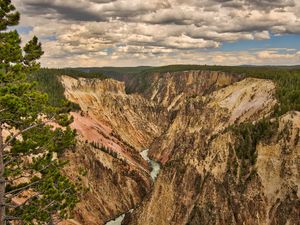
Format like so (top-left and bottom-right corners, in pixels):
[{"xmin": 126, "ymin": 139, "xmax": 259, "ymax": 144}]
[
  {"xmin": 60, "ymin": 76, "xmax": 166, "ymax": 224},
  {"xmin": 59, "ymin": 71, "xmax": 299, "ymax": 225}
]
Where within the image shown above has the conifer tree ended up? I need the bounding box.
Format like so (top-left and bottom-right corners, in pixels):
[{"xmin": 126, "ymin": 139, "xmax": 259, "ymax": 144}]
[{"xmin": 0, "ymin": 1, "xmax": 78, "ymax": 224}]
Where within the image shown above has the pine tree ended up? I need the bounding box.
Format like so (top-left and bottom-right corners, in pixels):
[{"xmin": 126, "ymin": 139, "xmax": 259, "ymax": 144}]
[{"xmin": 0, "ymin": 1, "xmax": 78, "ymax": 224}]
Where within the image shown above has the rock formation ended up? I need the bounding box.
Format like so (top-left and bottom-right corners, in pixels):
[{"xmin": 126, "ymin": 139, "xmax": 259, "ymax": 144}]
[{"xmin": 58, "ymin": 71, "xmax": 299, "ymax": 225}]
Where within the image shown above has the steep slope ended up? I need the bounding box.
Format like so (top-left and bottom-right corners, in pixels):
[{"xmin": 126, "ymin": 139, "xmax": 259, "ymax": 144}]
[
  {"xmin": 149, "ymin": 78, "xmax": 276, "ymax": 163},
  {"xmin": 111, "ymin": 70, "xmax": 241, "ymax": 111},
  {"xmin": 61, "ymin": 76, "xmax": 167, "ymax": 150},
  {"xmin": 57, "ymin": 71, "xmax": 299, "ymax": 225},
  {"xmin": 141, "ymin": 70, "xmax": 241, "ymax": 111},
  {"xmin": 255, "ymin": 112, "xmax": 300, "ymax": 224},
  {"xmin": 124, "ymin": 78, "xmax": 300, "ymax": 225},
  {"xmin": 59, "ymin": 76, "xmax": 167, "ymax": 224},
  {"xmin": 62, "ymin": 142, "xmax": 151, "ymax": 225}
]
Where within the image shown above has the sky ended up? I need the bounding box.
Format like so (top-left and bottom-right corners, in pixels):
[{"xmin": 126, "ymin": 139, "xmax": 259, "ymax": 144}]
[{"xmin": 11, "ymin": 0, "xmax": 300, "ymax": 68}]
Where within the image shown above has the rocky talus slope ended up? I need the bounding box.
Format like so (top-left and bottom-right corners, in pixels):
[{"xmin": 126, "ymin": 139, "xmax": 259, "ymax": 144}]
[{"xmin": 60, "ymin": 71, "xmax": 299, "ymax": 225}]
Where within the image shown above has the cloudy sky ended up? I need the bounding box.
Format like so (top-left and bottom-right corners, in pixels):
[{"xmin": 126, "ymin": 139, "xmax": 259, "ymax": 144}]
[{"xmin": 12, "ymin": 0, "xmax": 300, "ymax": 67}]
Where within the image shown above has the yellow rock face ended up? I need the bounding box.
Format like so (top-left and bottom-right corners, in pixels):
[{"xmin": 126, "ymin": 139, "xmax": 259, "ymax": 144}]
[{"xmin": 58, "ymin": 71, "xmax": 299, "ymax": 225}]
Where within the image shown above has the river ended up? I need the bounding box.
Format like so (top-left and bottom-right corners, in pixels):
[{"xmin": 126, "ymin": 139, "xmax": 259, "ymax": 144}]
[
  {"xmin": 105, "ymin": 149, "xmax": 160, "ymax": 225},
  {"xmin": 140, "ymin": 149, "xmax": 161, "ymax": 180}
]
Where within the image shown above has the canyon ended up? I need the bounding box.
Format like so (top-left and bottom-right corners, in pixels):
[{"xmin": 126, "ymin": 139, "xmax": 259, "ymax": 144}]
[{"xmin": 59, "ymin": 70, "xmax": 299, "ymax": 225}]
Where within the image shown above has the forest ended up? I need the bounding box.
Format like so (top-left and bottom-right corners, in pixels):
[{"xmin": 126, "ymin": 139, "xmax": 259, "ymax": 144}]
[
  {"xmin": 32, "ymin": 65, "xmax": 300, "ymax": 117},
  {"xmin": 142, "ymin": 65, "xmax": 300, "ymax": 116},
  {"xmin": 30, "ymin": 68, "xmax": 106, "ymax": 109}
]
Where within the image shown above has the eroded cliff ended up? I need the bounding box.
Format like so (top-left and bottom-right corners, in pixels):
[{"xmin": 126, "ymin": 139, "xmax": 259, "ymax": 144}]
[
  {"xmin": 59, "ymin": 76, "xmax": 167, "ymax": 224},
  {"xmin": 61, "ymin": 76, "xmax": 167, "ymax": 150},
  {"xmin": 59, "ymin": 71, "xmax": 299, "ymax": 225},
  {"xmin": 124, "ymin": 77, "xmax": 299, "ymax": 225}
]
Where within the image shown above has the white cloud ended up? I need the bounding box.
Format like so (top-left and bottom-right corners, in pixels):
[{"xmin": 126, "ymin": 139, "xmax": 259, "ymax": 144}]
[{"xmin": 10, "ymin": 0, "xmax": 300, "ymax": 67}]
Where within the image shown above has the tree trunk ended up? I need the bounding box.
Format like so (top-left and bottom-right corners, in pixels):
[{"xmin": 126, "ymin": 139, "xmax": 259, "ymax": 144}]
[{"xmin": 0, "ymin": 124, "xmax": 5, "ymax": 225}]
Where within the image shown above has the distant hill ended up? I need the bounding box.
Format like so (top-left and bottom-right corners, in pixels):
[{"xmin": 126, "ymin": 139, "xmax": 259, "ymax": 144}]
[
  {"xmin": 31, "ymin": 65, "xmax": 300, "ymax": 116},
  {"xmin": 70, "ymin": 64, "xmax": 300, "ymax": 76},
  {"xmin": 73, "ymin": 66, "xmax": 153, "ymax": 76}
]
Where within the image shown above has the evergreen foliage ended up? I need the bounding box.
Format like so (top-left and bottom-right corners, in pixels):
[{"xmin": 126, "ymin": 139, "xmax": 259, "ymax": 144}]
[
  {"xmin": 0, "ymin": 1, "xmax": 78, "ymax": 224},
  {"xmin": 90, "ymin": 141, "xmax": 118, "ymax": 158},
  {"xmin": 231, "ymin": 119, "xmax": 279, "ymax": 164},
  {"xmin": 86, "ymin": 65, "xmax": 300, "ymax": 117},
  {"xmin": 30, "ymin": 68, "xmax": 106, "ymax": 109},
  {"xmin": 152, "ymin": 66, "xmax": 300, "ymax": 116},
  {"xmin": 228, "ymin": 119, "xmax": 279, "ymax": 183}
]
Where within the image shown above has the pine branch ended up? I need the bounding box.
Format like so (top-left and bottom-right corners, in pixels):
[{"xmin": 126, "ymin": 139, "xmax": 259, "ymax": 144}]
[
  {"xmin": 3, "ymin": 118, "xmax": 54, "ymax": 150},
  {"xmin": 3, "ymin": 120, "xmax": 60, "ymax": 165},
  {"xmin": 3, "ymin": 158, "xmax": 21, "ymax": 167},
  {"xmin": 7, "ymin": 192, "xmax": 40, "ymax": 209},
  {"xmin": 0, "ymin": 109, "xmax": 7, "ymax": 113},
  {"xmin": 6, "ymin": 174, "xmax": 32, "ymax": 184},
  {"xmin": 0, "ymin": 119, "xmax": 23, "ymax": 125},
  {"xmin": 4, "ymin": 216, "xmax": 22, "ymax": 221},
  {"xmin": 41, "ymin": 187, "xmax": 72, "ymax": 211},
  {"xmin": 5, "ymin": 180, "xmax": 40, "ymax": 196},
  {"xmin": 5, "ymin": 162, "xmax": 58, "ymax": 199},
  {"xmin": 3, "ymin": 145, "xmax": 46, "ymax": 159}
]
